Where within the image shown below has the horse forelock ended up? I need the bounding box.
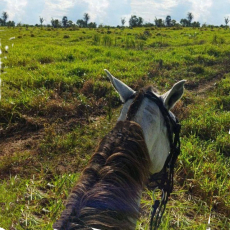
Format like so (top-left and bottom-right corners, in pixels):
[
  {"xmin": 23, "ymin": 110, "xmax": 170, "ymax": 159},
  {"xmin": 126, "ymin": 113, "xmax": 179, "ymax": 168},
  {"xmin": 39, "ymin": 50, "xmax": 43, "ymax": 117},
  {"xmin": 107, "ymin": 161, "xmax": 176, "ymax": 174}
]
[
  {"xmin": 143, "ymin": 85, "xmax": 159, "ymax": 94},
  {"xmin": 53, "ymin": 120, "xmax": 151, "ymax": 230},
  {"xmin": 126, "ymin": 85, "xmax": 160, "ymax": 121}
]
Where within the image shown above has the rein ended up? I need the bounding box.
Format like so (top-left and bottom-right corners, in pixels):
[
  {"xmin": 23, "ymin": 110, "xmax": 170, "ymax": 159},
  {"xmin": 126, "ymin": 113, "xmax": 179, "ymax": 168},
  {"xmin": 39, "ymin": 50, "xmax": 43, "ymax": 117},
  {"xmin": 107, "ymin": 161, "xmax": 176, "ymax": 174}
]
[{"xmin": 126, "ymin": 90, "xmax": 181, "ymax": 230}]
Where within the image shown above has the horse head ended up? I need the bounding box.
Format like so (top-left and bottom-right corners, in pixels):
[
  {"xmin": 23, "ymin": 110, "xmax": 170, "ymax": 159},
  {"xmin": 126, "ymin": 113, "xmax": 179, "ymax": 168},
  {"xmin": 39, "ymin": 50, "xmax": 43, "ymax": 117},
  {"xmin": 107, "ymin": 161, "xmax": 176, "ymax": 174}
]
[{"xmin": 105, "ymin": 69, "xmax": 186, "ymax": 174}]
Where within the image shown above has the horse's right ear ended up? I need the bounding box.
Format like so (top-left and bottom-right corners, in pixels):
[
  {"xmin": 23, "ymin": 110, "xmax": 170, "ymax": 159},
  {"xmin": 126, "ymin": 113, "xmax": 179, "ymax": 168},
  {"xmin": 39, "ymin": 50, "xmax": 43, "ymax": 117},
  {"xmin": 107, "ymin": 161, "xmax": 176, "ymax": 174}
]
[
  {"xmin": 105, "ymin": 69, "xmax": 135, "ymax": 103},
  {"xmin": 162, "ymin": 80, "xmax": 186, "ymax": 110}
]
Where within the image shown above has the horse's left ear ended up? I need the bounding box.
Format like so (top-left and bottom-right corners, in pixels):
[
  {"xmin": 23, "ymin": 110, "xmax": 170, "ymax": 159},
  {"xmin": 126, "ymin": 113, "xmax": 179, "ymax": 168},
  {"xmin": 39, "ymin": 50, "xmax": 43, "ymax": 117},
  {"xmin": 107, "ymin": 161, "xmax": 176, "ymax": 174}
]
[
  {"xmin": 162, "ymin": 80, "xmax": 186, "ymax": 110},
  {"xmin": 104, "ymin": 69, "xmax": 135, "ymax": 103}
]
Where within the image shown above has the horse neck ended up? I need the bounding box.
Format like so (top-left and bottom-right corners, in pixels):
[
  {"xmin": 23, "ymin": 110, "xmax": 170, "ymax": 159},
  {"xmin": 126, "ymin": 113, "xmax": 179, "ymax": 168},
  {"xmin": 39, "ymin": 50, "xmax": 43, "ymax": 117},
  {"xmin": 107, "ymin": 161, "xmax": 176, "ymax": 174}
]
[{"xmin": 53, "ymin": 121, "xmax": 151, "ymax": 230}]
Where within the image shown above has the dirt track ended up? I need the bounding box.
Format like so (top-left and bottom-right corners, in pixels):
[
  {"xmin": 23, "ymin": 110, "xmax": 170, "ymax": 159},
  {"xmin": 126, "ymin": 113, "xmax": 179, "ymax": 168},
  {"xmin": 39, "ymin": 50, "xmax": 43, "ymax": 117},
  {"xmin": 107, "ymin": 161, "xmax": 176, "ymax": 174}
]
[{"xmin": 0, "ymin": 76, "xmax": 223, "ymax": 178}]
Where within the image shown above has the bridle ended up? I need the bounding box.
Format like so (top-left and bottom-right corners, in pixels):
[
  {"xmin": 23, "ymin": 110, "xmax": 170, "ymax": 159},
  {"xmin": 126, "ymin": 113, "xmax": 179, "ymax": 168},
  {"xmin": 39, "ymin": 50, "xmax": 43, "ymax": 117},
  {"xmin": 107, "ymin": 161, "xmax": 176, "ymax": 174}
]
[{"xmin": 126, "ymin": 89, "xmax": 181, "ymax": 230}]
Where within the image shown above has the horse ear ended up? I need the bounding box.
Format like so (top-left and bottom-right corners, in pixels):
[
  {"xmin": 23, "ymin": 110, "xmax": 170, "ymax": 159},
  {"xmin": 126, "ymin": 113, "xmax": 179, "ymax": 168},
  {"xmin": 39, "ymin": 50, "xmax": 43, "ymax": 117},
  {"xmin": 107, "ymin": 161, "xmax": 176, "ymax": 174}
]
[
  {"xmin": 162, "ymin": 80, "xmax": 186, "ymax": 110},
  {"xmin": 104, "ymin": 69, "xmax": 135, "ymax": 103}
]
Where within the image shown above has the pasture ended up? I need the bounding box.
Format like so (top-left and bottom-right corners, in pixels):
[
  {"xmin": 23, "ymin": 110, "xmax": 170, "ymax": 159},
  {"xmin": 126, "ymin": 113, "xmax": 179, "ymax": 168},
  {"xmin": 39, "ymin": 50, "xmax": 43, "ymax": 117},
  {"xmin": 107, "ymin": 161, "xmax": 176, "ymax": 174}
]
[{"xmin": 0, "ymin": 26, "xmax": 229, "ymax": 229}]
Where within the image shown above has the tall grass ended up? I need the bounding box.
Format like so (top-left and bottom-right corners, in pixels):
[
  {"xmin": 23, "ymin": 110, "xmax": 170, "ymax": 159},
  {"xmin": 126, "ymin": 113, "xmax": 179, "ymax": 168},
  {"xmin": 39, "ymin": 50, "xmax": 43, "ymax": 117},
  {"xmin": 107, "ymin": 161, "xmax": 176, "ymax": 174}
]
[{"xmin": 0, "ymin": 26, "xmax": 229, "ymax": 229}]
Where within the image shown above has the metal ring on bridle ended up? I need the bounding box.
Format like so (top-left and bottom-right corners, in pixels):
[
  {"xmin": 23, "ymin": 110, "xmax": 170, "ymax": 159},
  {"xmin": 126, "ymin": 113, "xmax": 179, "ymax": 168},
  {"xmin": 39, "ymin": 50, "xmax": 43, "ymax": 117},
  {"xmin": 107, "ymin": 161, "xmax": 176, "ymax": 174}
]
[{"xmin": 152, "ymin": 187, "xmax": 165, "ymax": 203}]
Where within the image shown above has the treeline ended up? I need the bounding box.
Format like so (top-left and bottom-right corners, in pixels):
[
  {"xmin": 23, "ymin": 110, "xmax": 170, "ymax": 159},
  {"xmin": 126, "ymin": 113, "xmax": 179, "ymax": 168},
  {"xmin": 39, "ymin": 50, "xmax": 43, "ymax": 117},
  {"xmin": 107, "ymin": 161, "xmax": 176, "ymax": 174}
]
[
  {"xmin": 48, "ymin": 13, "xmax": 97, "ymax": 28},
  {"xmin": 0, "ymin": 11, "xmax": 229, "ymax": 28},
  {"xmin": 128, "ymin": 12, "xmax": 201, "ymax": 27},
  {"xmin": 0, "ymin": 11, "xmax": 15, "ymax": 27}
]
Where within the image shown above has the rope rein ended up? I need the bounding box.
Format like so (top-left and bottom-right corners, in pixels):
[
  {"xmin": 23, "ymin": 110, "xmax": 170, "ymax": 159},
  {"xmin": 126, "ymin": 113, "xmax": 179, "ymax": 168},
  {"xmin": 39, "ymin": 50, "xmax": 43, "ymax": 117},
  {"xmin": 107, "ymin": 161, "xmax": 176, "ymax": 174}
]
[{"xmin": 126, "ymin": 90, "xmax": 181, "ymax": 230}]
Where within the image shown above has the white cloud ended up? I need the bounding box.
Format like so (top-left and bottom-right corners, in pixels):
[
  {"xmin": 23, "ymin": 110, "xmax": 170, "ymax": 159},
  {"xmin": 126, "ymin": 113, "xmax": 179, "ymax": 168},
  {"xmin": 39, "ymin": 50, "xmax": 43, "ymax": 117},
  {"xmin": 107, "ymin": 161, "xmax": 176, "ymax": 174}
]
[
  {"xmin": 4, "ymin": 0, "xmax": 27, "ymax": 22},
  {"xmin": 188, "ymin": 0, "xmax": 213, "ymax": 23},
  {"xmin": 40, "ymin": 0, "xmax": 121, "ymax": 26},
  {"xmin": 130, "ymin": 0, "xmax": 221, "ymax": 25},
  {"xmin": 79, "ymin": 0, "xmax": 131, "ymax": 26},
  {"xmin": 82, "ymin": 0, "xmax": 109, "ymax": 23},
  {"xmin": 131, "ymin": 0, "xmax": 179, "ymax": 22},
  {"xmin": 42, "ymin": 0, "xmax": 76, "ymax": 21}
]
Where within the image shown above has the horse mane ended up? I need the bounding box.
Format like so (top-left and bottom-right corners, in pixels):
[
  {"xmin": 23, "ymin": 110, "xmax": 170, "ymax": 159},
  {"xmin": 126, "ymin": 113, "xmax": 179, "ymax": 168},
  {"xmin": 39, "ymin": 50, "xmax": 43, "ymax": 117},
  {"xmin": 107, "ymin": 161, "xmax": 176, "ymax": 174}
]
[{"xmin": 53, "ymin": 120, "xmax": 151, "ymax": 230}]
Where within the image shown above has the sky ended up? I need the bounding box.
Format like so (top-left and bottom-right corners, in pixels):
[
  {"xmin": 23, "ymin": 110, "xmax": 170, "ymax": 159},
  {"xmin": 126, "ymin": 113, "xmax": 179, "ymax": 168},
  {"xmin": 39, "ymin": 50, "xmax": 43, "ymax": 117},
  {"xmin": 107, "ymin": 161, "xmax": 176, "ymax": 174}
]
[{"xmin": 0, "ymin": 0, "xmax": 230, "ymax": 26}]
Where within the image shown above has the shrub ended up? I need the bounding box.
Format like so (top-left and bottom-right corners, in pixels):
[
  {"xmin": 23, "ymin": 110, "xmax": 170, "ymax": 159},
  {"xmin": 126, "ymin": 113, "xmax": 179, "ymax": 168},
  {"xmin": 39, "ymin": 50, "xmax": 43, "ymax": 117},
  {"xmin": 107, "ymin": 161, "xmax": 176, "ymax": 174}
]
[
  {"xmin": 136, "ymin": 33, "xmax": 148, "ymax": 40},
  {"xmin": 93, "ymin": 34, "xmax": 100, "ymax": 45},
  {"xmin": 207, "ymin": 47, "xmax": 220, "ymax": 57},
  {"xmin": 216, "ymin": 134, "xmax": 230, "ymax": 156},
  {"xmin": 216, "ymin": 77, "xmax": 230, "ymax": 96},
  {"xmin": 81, "ymin": 80, "xmax": 94, "ymax": 96},
  {"xmin": 63, "ymin": 54, "xmax": 75, "ymax": 62},
  {"xmin": 102, "ymin": 35, "xmax": 112, "ymax": 46},
  {"xmin": 190, "ymin": 65, "xmax": 205, "ymax": 74},
  {"xmin": 63, "ymin": 35, "xmax": 70, "ymax": 38},
  {"xmin": 39, "ymin": 56, "xmax": 54, "ymax": 64},
  {"xmin": 212, "ymin": 34, "xmax": 225, "ymax": 44},
  {"xmin": 68, "ymin": 67, "xmax": 88, "ymax": 77}
]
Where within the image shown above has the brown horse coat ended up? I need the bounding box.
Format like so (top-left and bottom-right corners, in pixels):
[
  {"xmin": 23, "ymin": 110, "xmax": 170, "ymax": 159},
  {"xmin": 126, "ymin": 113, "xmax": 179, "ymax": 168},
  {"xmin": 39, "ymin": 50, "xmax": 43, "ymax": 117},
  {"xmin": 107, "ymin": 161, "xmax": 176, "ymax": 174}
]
[{"xmin": 53, "ymin": 120, "xmax": 151, "ymax": 230}]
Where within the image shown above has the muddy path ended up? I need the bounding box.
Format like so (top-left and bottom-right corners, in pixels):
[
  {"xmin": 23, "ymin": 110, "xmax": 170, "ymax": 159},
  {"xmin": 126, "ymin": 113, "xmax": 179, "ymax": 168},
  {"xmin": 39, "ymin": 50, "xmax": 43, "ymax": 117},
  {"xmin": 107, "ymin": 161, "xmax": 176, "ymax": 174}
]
[
  {"xmin": 0, "ymin": 75, "xmax": 224, "ymax": 179},
  {"xmin": 185, "ymin": 74, "xmax": 223, "ymax": 95}
]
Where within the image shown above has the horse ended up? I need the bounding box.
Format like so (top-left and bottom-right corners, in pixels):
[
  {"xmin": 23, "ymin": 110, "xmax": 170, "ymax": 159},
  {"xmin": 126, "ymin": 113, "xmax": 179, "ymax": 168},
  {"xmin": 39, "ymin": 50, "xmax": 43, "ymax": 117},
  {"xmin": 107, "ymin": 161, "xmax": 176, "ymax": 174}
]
[{"xmin": 53, "ymin": 70, "xmax": 186, "ymax": 230}]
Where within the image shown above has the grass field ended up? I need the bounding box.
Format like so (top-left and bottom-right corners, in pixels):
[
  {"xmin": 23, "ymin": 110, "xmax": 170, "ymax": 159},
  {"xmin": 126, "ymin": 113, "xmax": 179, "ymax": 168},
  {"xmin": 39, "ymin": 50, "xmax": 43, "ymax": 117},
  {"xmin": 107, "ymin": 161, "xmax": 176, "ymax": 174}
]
[{"xmin": 0, "ymin": 26, "xmax": 229, "ymax": 229}]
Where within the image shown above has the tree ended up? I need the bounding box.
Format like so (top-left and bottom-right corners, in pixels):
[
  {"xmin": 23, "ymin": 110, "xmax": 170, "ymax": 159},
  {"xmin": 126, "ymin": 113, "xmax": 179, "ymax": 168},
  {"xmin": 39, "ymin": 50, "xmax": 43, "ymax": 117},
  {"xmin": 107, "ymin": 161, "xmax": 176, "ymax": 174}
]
[
  {"xmin": 143, "ymin": 22, "xmax": 154, "ymax": 27},
  {"xmin": 191, "ymin": 21, "xmax": 200, "ymax": 27},
  {"xmin": 77, "ymin": 19, "xmax": 85, "ymax": 28},
  {"xmin": 6, "ymin": 20, "xmax": 15, "ymax": 27},
  {"xmin": 51, "ymin": 18, "xmax": 54, "ymax": 27},
  {"xmin": 17, "ymin": 22, "xmax": 22, "ymax": 27},
  {"xmin": 2, "ymin": 11, "xmax": 8, "ymax": 26},
  {"xmin": 88, "ymin": 22, "xmax": 97, "ymax": 28},
  {"xmin": 68, "ymin": 20, "xmax": 74, "ymax": 27},
  {"xmin": 129, "ymin": 15, "xmax": 138, "ymax": 27},
  {"xmin": 187, "ymin": 12, "xmax": 194, "ymax": 26},
  {"xmin": 171, "ymin": 19, "xmax": 177, "ymax": 26},
  {"xmin": 154, "ymin": 17, "xmax": 164, "ymax": 27},
  {"xmin": 137, "ymin": 17, "xmax": 143, "ymax": 26},
  {"xmin": 39, "ymin": 17, "xmax": 44, "ymax": 27},
  {"xmin": 202, "ymin": 23, "xmax": 207, "ymax": 28},
  {"xmin": 83, "ymin": 13, "xmax": 90, "ymax": 27},
  {"xmin": 51, "ymin": 18, "xmax": 61, "ymax": 28},
  {"xmin": 62, "ymin": 16, "xmax": 68, "ymax": 27},
  {"xmin": 129, "ymin": 15, "xmax": 143, "ymax": 27},
  {"xmin": 121, "ymin": 18, "xmax": 126, "ymax": 27},
  {"xmin": 224, "ymin": 17, "xmax": 229, "ymax": 29},
  {"xmin": 165, "ymin": 15, "xmax": 171, "ymax": 27},
  {"xmin": 180, "ymin": 18, "xmax": 189, "ymax": 27}
]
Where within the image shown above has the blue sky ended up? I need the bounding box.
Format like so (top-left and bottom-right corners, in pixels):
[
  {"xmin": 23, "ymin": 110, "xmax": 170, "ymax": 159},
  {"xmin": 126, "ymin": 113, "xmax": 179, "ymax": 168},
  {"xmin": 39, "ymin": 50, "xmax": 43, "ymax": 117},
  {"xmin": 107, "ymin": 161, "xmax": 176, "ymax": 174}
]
[{"xmin": 0, "ymin": 0, "xmax": 230, "ymax": 26}]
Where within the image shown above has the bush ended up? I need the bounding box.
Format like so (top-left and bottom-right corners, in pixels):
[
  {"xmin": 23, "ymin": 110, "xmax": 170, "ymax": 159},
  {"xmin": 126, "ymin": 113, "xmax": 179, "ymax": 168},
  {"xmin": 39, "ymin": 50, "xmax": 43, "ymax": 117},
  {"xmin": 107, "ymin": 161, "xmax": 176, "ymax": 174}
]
[
  {"xmin": 68, "ymin": 67, "xmax": 88, "ymax": 77},
  {"xmin": 190, "ymin": 65, "xmax": 205, "ymax": 74},
  {"xmin": 102, "ymin": 35, "xmax": 112, "ymax": 46},
  {"xmin": 207, "ymin": 47, "xmax": 220, "ymax": 57},
  {"xmin": 63, "ymin": 34, "xmax": 70, "ymax": 38}
]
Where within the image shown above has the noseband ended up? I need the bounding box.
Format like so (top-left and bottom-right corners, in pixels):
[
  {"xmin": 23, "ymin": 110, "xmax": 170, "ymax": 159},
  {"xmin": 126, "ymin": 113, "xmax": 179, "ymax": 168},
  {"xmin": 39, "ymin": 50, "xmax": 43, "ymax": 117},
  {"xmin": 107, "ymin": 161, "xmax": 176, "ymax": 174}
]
[{"xmin": 126, "ymin": 89, "xmax": 181, "ymax": 230}]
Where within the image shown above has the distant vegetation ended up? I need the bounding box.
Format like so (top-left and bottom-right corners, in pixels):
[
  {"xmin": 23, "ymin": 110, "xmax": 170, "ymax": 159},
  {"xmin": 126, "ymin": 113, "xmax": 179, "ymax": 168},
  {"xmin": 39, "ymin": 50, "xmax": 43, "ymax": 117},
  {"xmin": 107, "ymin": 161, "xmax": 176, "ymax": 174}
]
[{"xmin": 0, "ymin": 10, "xmax": 229, "ymax": 29}]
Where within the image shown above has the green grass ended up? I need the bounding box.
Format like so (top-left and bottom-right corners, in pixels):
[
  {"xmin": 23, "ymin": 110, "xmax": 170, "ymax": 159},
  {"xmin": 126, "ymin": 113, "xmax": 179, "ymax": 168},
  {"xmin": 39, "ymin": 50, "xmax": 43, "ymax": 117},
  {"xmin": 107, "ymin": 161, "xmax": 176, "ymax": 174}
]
[{"xmin": 0, "ymin": 26, "xmax": 229, "ymax": 229}]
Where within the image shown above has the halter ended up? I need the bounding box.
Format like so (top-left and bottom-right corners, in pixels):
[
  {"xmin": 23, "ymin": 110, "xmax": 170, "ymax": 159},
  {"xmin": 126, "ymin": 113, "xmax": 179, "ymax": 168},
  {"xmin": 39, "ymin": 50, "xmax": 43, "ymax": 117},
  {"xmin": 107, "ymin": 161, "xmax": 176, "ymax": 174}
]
[{"xmin": 126, "ymin": 89, "xmax": 181, "ymax": 230}]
